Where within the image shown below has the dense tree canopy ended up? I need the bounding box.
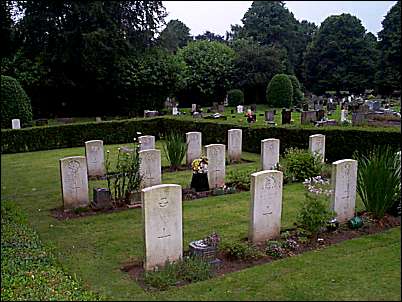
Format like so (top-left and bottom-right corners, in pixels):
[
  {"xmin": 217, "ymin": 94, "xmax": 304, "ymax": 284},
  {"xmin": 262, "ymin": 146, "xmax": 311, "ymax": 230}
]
[
  {"xmin": 157, "ymin": 19, "xmax": 192, "ymax": 53},
  {"xmin": 303, "ymin": 14, "xmax": 377, "ymax": 94},
  {"xmin": 375, "ymin": 1, "xmax": 401, "ymax": 95}
]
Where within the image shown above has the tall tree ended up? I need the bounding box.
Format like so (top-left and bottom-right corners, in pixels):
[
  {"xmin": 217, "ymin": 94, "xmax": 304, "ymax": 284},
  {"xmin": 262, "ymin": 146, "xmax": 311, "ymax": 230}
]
[
  {"xmin": 0, "ymin": 0, "xmax": 15, "ymax": 58},
  {"xmin": 157, "ymin": 19, "xmax": 191, "ymax": 52},
  {"xmin": 303, "ymin": 14, "xmax": 377, "ymax": 94},
  {"xmin": 195, "ymin": 30, "xmax": 225, "ymax": 42},
  {"xmin": 375, "ymin": 1, "xmax": 401, "ymax": 95}
]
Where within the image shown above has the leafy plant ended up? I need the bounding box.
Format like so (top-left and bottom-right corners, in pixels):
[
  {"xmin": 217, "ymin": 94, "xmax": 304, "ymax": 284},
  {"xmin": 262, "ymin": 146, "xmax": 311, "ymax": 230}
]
[
  {"xmin": 227, "ymin": 89, "xmax": 244, "ymax": 106},
  {"xmin": 226, "ymin": 167, "xmax": 257, "ymax": 190},
  {"xmin": 266, "ymin": 73, "xmax": 293, "ymax": 108},
  {"xmin": 296, "ymin": 193, "xmax": 335, "ymax": 239},
  {"xmin": 265, "ymin": 240, "xmax": 285, "ymax": 258},
  {"xmin": 219, "ymin": 240, "xmax": 263, "ymax": 261},
  {"xmin": 163, "ymin": 131, "xmax": 188, "ymax": 170},
  {"xmin": 143, "ymin": 256, "xmax": 212, "ymax": 291},
  {"xmin": 354, "ymin": 146, "xmax": 401, "ymax": 219},
  {"xmin": 280, "ymin": 148, "xmax": 324, "ymax": 182}
]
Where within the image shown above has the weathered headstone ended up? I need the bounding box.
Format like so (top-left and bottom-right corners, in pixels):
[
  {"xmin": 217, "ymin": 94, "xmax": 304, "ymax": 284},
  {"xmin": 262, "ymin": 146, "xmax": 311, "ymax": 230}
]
[
  {"xmin": 249, "ymin": 170, "xmax": 283, "ymax": 243},
  {"xmin": 172, "ymin": 107, "xmax": 178, "ymax": 115},
  {"xmin": 261, "ymin": 139, "xmax": 280, "ymax": 170},
  {"xmin": 301, "ymin": 111, "xmax": 317, "ymax": 124},
  {"xmin": 60, "ymin": 156, "xmax": 89, "ymax": 209},
  {"xmin": 191, "ymin": 104, "xmax": 197, "ymax": 112},
  {"xmin": 264, "ymin": 111, "xmax": 275, "ymax": 122},
  {"xmin": 340, "ymin": 109, "xmax": 348, "ymax": 122},
  {"xmin": 352, "ymin": 112, "xmax": 367, "ymax": 125},
  {"xmin": 85, "ymin": 140, "xmax": 105, "ymax": 177},
  {"xmin": 186, "ymin": 132, "xmax": 202, "ymax": 166},
  {"xmin": 139, "ymin": 149, "xmax": 161, "ymax": 188},
  {"xmin": 142, "ymin": 184, "xmax": 183, "ymax": 271},
  {"xmin": 139, "ymin": 135, "xmax": 155, "ymax": 151},
  {"xmin": 236, "ymin": 105, "xmax": 244, "ymax": 113},
  {"xmin": 309, "ymin": 134, "xmax": 325, "ymax": 162},
  {"xmin": 228, "ymin": 129, "xmax": 242, "ymax": 163},
  {"xmin": 330, "ymin": 159, "xmax": 358, "ymax": 223},
  {"xmin": 95, "ymin": 117, "xmax": 102, "ymax": 122},
  {"xmin": 11, "ymin": 119, "xmax": 21, "ymax": 129},
  {"xmin": 218, "ymin": 104, "xmax": 225, "ymax": 113},
  {"xmin": 281, "ymin": 109, "xmax": 291, "ymax": 124},
  {"xmin": 372, "ymin": 101, "xmax": 381, "ymax": 111},
  {"xmin": 205, "ymin": 144, "xmax": 225, "ymax": 189}
]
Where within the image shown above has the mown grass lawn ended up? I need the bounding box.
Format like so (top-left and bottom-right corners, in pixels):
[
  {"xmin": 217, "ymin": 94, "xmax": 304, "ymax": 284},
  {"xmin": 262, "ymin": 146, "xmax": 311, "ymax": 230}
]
[{"xmin": 1, "ymin": 142, "xmax": 400, "ymax": 301}]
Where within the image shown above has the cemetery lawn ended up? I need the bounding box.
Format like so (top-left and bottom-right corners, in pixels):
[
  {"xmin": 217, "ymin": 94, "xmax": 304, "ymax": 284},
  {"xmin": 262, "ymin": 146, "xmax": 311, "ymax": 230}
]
[{"xmin": 1, "ymin": 144, "xmax": 401, "ymax": 301}]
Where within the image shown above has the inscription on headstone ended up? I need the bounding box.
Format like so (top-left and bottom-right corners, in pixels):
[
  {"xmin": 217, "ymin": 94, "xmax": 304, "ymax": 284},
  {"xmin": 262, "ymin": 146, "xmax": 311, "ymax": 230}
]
[
  {"xmin": 139, "ymin": 135, "xmax": 155, "ymax": 151},
  {"xmin": 85, "ymin": 140, "xmax": 105, "ymax": 177},
  {"xmin": 186, "ymin": 132, "xmax": 202, "ymax": 166},
  {"xmin": 261, "ymin": 139, "xmax": 280, "ymax": 170},
  {"xmin": 139, "ymin": 149, "xmax": 161, "ymax": 188},
  {"xmin": 309, "ymin": 134, "xmax": 325, "ymax": 163},
  {"xmin": 205, "ymin": 144, "xmax": 225, "ymax": 188}
]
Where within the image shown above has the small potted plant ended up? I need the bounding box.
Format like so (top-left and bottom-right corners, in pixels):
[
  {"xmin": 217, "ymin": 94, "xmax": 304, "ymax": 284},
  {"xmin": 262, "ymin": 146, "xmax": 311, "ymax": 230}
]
[{"xmin": 190, "ymin": 157, "xmax": 209, "ymax": 192}]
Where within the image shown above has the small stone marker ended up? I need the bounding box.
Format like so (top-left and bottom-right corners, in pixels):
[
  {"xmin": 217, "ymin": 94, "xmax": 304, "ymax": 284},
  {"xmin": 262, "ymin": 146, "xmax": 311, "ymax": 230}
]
[
  {"xmin": 205, "ymin": 144, "xmax": 225, "ymax": 189},
  {"xmin": 139, "ymin": 135, "xmax": 155, "ymax": 151},
  {"xmin": 142, "ymin": 184, "xmax": 183, "ymax": 271},
  {"xmin": 261, "ymin": 139, "xmax": 280, "ymax": 170},
  {"xmin": 186, "ymin": 132, "xmax": 202, "ymax": 166},
  {"xmin": 249, "ymin": 170, "xmax": 283, "ymax": 243},
  {"xmin": 85, "ymin": 140, "xmax": 105, "ymax": 177},
  {"xmin": 309, "ymin": 134, "xmax": 325, "ymax": 162},
  {"xmin": 331, "ymin": 159, "xmax": 357, "ymax": 223},
  {"xmin": 172, "ymin": 106, "xmax": 178, "ymax": 115},
  {"xmin": 236, "ymin": 105, "xmax": 244, "ymax": 113},
  {"xmin": 228, "ymin": 129, "xmax": 242, "ymax": 163},
  {"xmin": 340, "ymin": 109, "xmax": 348, "ymax": 122},
  {"xmin": 60, "ymin": 156, "xmax": 89, "ymax": 209},
  {"xmin": 139, "ymin": 149, "xmax": 161, "ymax": 188},
  {"xmin": 11, "ymin": 119, "xmax": 20, "ymax": 129},
  {"xmin": 191, "ymin": 104, "xmax": 197, "ymax": 112},
  {"xmin": 95, "ymin": 117, "xmax": 102, "ymax": 122}
]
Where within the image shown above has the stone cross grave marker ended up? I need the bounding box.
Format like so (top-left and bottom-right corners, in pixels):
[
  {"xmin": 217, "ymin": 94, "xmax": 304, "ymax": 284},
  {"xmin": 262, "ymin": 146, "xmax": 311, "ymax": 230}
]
[
  {"xmin": 249, "ymin": 170, "xmax": 283, "ymax": 243},
  {"xmin": 139, "ymin": 135, "xmax": 155, "ymax": 151},
  {"xmin": 228, "ymin": 129, "xmax": 242, "ymax": 163},
  {"xmin": 60, "ymin": 156, "xmax": 89, "ymax": 209},
  {"xmin": 261, "ymin": 139, "xmax": 280, "ymax": 170},
  {"xmin": 186, "ymin": 132, "xmax": 202, "ymax": 166},
  {"xmin": 309, "ymin": 134, "xmax": 325, "ymax": 163},
  {"xmin": 330, "ymin": 159, "xmax": 357, "ymax": 223},
  {"xmin": 142, "ymin": 184, "xmax": 183, "ymax": 271},
  {"xmin": 11, "ymin": 119, "xmax": 21, "ymax": 129},
  {"xmin": 205, "ymin": 144, "xmax": 225, "ymax": 189},
  {"xmin": 85, "ymin": 140, "xmax": 105, "ymax": 177},
  {"xmin": 139, "ymin": 149, "xmax": 161, "ymax": 188}
]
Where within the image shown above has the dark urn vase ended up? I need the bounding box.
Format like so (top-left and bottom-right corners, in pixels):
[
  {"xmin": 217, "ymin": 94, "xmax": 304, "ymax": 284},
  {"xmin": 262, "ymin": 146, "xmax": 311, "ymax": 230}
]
[{"xmin": 190, "ymin": 173, "xmax": 209, "ymax": 192}]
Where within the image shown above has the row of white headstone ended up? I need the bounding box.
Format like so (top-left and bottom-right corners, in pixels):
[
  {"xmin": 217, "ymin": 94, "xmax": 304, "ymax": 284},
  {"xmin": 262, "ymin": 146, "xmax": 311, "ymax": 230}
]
[{"xmin": 142, "ymin": 156, "xmax": 357, "ymax": 270}]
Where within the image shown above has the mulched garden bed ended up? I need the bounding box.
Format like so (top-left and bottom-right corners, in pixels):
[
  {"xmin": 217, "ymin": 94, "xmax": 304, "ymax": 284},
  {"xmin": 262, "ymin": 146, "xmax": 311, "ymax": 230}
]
[{"xmin": 121, "ymin": 212, "xmax": 400, "ymax": 291}]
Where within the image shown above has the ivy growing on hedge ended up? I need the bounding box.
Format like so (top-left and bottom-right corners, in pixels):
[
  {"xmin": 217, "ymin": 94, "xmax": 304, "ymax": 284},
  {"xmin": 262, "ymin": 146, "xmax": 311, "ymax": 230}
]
[{"xmin": 1, "ymin": 117, "xmax": 400, "ymax": 163}]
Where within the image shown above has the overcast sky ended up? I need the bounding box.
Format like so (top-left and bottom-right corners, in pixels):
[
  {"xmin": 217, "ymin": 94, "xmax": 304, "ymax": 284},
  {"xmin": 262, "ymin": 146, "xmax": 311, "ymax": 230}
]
[{"xmin": 163, "ymin": 1, "xmax": 397, "ymax": 37}]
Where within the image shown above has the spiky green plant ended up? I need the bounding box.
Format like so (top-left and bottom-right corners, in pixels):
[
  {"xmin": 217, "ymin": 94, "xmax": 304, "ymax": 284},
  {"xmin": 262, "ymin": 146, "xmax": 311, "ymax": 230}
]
[
  {"xmin": 355, "ymin": 146, "xmax": 401, "ymax": 219},
  {"xmin": 163, "ymin": 132, "xmax": 187, "ymax": 170}
]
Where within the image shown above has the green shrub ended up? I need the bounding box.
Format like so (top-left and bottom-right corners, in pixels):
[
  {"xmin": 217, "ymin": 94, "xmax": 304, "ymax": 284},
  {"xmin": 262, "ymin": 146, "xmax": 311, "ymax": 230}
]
[
  {"xmin": 296, "ymin": 193, "xmax": 335, "ymax": 238},
  {"xmin": 354, "ymin": 146, "xmax": 401, "ymax": 219},
  {"xmin": 1, "ymin": 75, "xmax": 33, "ymax": 128},
  {"xmin": 280, "ymin": 147, "xmax": 324, "ymax": 182},
  {"xmin": 226, "ymin": 167, "xmax": 257, "ymax": 190},
  {"xmin": 162, "ymin": 131, "xmax": 187, "ymax": 170},
  {"xmin": 219, "ymin": 240, "xmax": 263, "ymax": 261},
  {"xmin": 288, "ymin": 75, "xmax": 304, "ymax": 105},
  {"xmin": 266, "ymin": 74, "xmax": 293, "ymax": 108},
  {"xmin": 1, "ymin": 201, "xmax": 101, "ymax": 301},
  {"xmin": 227, "ymin": 89, "xmax": 244, "ymax": 106},
  {"xmin": 143, "ymin": 256, "xmax": 212, "ymax": 291}
]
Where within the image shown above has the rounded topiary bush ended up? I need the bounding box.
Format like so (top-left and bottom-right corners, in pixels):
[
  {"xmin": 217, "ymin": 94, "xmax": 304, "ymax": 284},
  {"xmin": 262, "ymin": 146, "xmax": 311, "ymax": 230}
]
[
  {"xmin": 1, "ymin": 75, "xmax": 33, "ymax": 128},
  {"xmin": 266, "ymin": 74, "xmax": 293, "ymax": 108},
  {"xmin": 227, "ymin": 89, "xmax": 244, "ymax": 106},
  {"xmin": 288, "ymin": 75, "xmax": 304, "ymax": 105}
]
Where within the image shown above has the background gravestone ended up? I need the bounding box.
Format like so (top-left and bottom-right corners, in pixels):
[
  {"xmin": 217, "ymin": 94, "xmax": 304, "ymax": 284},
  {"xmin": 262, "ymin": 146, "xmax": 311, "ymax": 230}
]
[
  {"xmin": 281, "ymin": 109, "xmax": 291, "ymax": 124},
  {"xmin": 85, "ymin": 140, "xmax": 105, "ymax": 177},
  {"xmin": 261, "ymin": 139, "xmax": 280, "ymax": 170},
  {"xmin": 139, "ymin": 135, "xmax": 155, "ymax": 151},
  {"xmin": 264, "ymin": 111, "xmax": 274, "ymax": 122},
  {"xmin": 205, "ymin": 144, "xmax": 225, "ymax": 189},
  {"xmin": 249, "ymin": 170, "xmax": 283, "ymax": 243},
  {"xmin": 11, "ymin": 118, "xmax": 21, "ymax": 129},
  {"xmin": 309, "ymin": 134, "xmax": 326, "ymax": 162},
  {"xmin": 60, "ymin": 156, "xmax": 89, "ymax": 209},
  {"xmin": 139, "ymin": 149, "xmax": 161, "ymax": 188},
  {"xmin": 331, "ymin": 159, "xmax": 357, "ymax": 223},
  {"xmin": 142, "ymin": 184, "xmax": 183, "ymax": 271},
  {"xmin": 186, "ymin": 132, "xmax": 202, "ymax": 166},
  {"xmin": 301, "ymin": 111, "xmax": 317, "ymax": 124},
  {"xmin": 227, "ymin": 129, "xmax": 242, "ymax": 163}
]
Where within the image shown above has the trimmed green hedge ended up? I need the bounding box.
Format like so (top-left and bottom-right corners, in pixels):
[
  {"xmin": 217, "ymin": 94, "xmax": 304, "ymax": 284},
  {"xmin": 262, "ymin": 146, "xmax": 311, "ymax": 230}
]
[{"xmin": 1, "ymin": 117, "xmax": 400, "ymax": 163}]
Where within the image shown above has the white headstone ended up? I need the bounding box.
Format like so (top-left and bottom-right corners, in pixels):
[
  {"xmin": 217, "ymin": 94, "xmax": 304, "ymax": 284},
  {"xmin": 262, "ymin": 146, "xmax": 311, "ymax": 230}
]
[
  {"xmin": 340, "ymin": 110, "xmax": 348, "ymax": 122},
  {"xmin": 60, "ymin": 156, "xmax": 89, "ymax": 209},
  {"xmin": 139, "ymin": 135, "xmax": 155, "ymax": 151},
  {"xmin": 249, "ymin": 170, "xmax": 283, "ymax": 243},
  {"xmin": 85, "ymin": 140, "xmax": 105, "ymax": 177},
  {"xmin": 228, "ymin": 129, "xmax": 242, "ymax": 163},
  {"xmin": 205, "ymin": 144, "xmax": 225, "ymax": 189},
  {"xmin": 139, "ymin": 149, "xmax": 161, "ymax": 188},
  {"xmin": 261, "ymin": 139, "xmax": 280, "ymax": 170},
  {"xmin": 11, "ymin": 119, "xmax": 21, "ymax": 129},
  {"xmin": 95, "ymin": 117, "xmax": 102, "ymax": 122},
  {"xmin": 236, "ymin": 105, "xmax": 244, "ymax": 113},
  {"xmin": 142, "ymin": 184, "xmax": 183, "ymax": 271},
  {"xmin": 191, "ymin": 104, "xmax": 197, "ymax": 112},
  {"xmin": 186, "ymin": 132, "xmax": 202, "ymax": 166},
  {"xmin": 331, "ymin": 159, "xmax": 358, "ymax": 223},
  {"xmin": 309, "ymin": 134, "xmax": 325, "ymax": 163},
  {"xmin": 172, "ymin": 107, "xmax": 178, "ymax": 115}
]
